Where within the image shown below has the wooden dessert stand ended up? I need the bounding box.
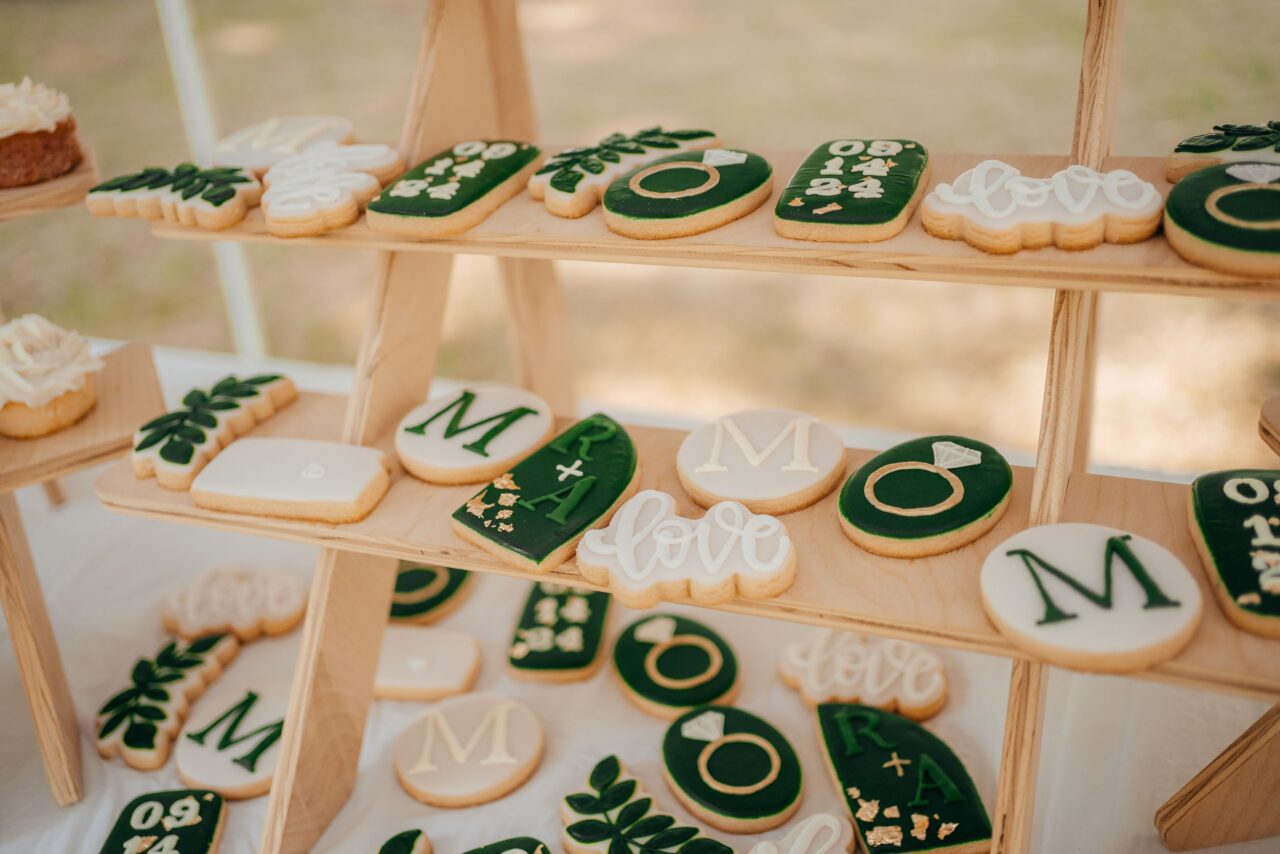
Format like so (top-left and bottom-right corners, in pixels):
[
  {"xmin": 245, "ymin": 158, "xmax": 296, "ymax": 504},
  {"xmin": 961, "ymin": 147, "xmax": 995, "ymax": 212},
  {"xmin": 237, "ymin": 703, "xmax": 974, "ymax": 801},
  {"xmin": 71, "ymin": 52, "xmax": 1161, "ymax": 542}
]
[
  {"xmin": 89, "ymin": 1, "xmax": 1279, "ymax": 851},
  {"xmin": 0, "ymin": 343, "xmax": 162, "ymax": 805}
]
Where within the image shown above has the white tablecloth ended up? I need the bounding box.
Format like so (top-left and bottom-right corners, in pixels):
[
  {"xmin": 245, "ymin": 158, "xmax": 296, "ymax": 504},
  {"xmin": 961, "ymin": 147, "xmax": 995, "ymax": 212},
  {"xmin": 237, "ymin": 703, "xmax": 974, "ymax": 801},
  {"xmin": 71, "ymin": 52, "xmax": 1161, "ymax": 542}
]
[{"xmin": 0, "ymin": 347, "xmax": 1272, "ymax": 853}]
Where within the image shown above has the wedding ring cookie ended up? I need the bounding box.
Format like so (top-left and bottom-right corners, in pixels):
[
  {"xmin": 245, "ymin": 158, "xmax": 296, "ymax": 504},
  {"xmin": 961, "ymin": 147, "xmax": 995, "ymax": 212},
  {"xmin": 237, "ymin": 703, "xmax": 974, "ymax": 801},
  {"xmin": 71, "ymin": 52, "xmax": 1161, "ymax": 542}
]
[
  {"xmin": 613, "ymin": 614, "xmax": 739, "ymax": 719},
  {"xmin": 98, "ymin": 790, "xmax": 225, "ymax": 854},
  {"xmin": 389, "ymin": 562, "xmax": 472, "ymax": 623},
  {"xmin": 1164, "ymin": 162, "xmax": 1280, "ymax": 278}
]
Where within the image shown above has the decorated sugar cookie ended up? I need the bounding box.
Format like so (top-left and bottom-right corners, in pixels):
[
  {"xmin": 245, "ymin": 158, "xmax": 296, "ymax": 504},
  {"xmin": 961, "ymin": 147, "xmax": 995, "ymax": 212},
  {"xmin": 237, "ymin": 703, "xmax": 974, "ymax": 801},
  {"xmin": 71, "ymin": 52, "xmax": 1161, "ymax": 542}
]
[
  {"xmin": 395, "ymin": 386, "xmax": 554, "ymax": 485},
  {"xmin": 213, "ymin": 115, "xmax": 355, "ymax": 174},
  {"xmin": 662, "ymin": 706, "xmax": 803, "ymax": 833},
  {"xmin": 562, "ymin": 755, "xmax": 732, "ymax": 854},
  {"xmin": 921, "ymin": 159, "xmax": 1162, "ymax": 254},
  {"xmin": 577, "ymin": 489, "xmax": 796, "ymax": 608},
  {"xmin": 260, "ymin": 141, "xmax": 404, "ymax": 237},
  {"xmin": 162, "ymin": 566, "xmax": 307, "ymax": 642},
  {"xmin": 817, "ymin": 704, "xmax": 990, "ymax": 853},
  {"xmin": 96, "ymin": 634, "xmax": 240, "ymax": 771},
  {"xmin": 838, "ymin": 435, "xmax": 1013, "ymax": 558},
  {"xmin": 190, "ymin": 437, "xmax": 391, "ymax": 523},
  {"xmin": 980, "ymin": 523, "xmax": 1202, "ymax": 671},
  {"xmin": 452, "ymin": 413, "xmax": 639, "ymax": 572},
  {"xmin": 0, "ymin": 314, "xmax": 103, "ymax": 439},
  {"xmin": 132, "ymin": 373, "xmax": 297, "ymax": 490},
  {"xmin": 465, "ymin": 838, "xmax": 549, "ymax": 854},
  {"xmin": 1189, "ymin": 470, "xmax": 1280, "ymax": 638},
  {"xmin": 87, "ymin": 163, "xmax": 263, "ymax": 231},
  {"xmin": 780, "ymin": 629, "xmax": 947, "ymax": 720},
  {"xmin": 379, "ymin": 829, "xmax": 432, "ymax": 854},
  {"xmin": 367, "ymin": 140, "xmax": 542, "ymax": 238},
  {"xmin": 390, "ymin": 562, "xmax": 472, "ymax": 623},
  {"xmin": 748, "ymin": 813, "xmax": 855, "ymax": 854},
  {"xmin": 0, "ymin": 77, "xmax": 83, "ymax": 188},
  {"xmin": 508, "ymin": 582, "xmax": 612, "ymax": 682},
  {"xmin": 98, "ymin": 790, "xmax": 226, "ymax": 854},
  {"xmin": 1164, "ymin": 162, "xmax": 1280, "ymax": 278},
  {"xmin": 775, "ymin": 139, "xmax": 930, "ymax": 243},
  {"xmin": 602, "ymin": 148, "xmax": 774, "ymax": 239},
  {"xmin": 376, "ymin": 625, "xmax": 480, "ymax": 700},
  {"xmin": 1166, "ymin": 122, "xmax": 1280, "ymax": 183},
  {"xmin": 393, "ymin": 693, "xmax": 544, "ymax": 807},
  {"xmin": 529, "ymin": 126, "xmax": 718, "ymax": 218},
  {"xmin": 613, "ymin": 614, "xmax": 739, "ymax": 719},
  {"xmin": 676, "ymin": 408, "xmax": 846, "ymax": 514},
  {"xmin": 176, "ymin": 681, "xmax": 288, "ymax": 799}
]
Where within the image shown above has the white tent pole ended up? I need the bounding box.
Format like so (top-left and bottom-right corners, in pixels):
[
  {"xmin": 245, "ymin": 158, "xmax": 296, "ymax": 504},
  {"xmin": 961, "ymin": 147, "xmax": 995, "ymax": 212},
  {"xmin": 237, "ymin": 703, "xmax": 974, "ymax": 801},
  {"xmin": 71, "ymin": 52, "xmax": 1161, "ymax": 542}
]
[{"xmin": 154, "ymin": 0, "xmax": 267, "ymax": 360}]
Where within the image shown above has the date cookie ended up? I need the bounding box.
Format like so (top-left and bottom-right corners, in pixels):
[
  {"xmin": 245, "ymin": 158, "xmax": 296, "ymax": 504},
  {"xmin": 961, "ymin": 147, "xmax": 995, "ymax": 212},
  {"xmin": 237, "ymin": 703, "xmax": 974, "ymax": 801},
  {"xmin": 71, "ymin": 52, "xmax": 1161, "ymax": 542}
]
[
  {"xmin": 98, "ymin": 790, "xmax": 225, "ymax": 854},
  {"xmin": 508, "ymin": 582, "xmax": 611, "ymax": 682},
  {"xmin": 1163, "ymin": 162, "xmax": 1280, "ymax": 278},
  {"xmin": 613, "ymin": 614, "xmax": 739, "ymax": 719}
]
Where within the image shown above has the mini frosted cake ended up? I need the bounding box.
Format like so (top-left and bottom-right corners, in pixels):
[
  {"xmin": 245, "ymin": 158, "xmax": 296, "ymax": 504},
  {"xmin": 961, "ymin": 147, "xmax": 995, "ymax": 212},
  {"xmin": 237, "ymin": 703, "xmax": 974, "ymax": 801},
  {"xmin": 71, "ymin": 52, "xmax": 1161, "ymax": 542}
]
[
  {"xmin": 0, "ymin": 78, "xmax": 83, "ymax": 189},
  {"xmin": 0, "ymin": 315, "xmax": 103, "ymax": 438}
]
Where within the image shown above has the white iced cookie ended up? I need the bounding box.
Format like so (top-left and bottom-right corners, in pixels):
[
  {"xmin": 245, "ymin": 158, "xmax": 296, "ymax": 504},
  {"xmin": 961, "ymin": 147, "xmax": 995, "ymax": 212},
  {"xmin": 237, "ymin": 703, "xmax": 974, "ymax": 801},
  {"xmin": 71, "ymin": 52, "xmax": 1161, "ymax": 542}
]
[
  {"xmin": 0, "ymin": 314, "xmax": 103, "ymax": 438},
  {"xmin": 261, "ymin": 141, "xmax": 405, "ymax": 237},
  {"xmin": 175, "ymin": 680, "xmax": 289, "ymax": 799},
  {"xmin": 393, "ymin": 693, "xmax": 544, "ymax": 807},
  {"xmin": 748, "ymin": 813, "xmax": 856, "ymax": 854},
  {"xmin": 213, "ymin": 115, "xmax": 355, "ymax": 174},
  {"xmin": 676, "ymin": 408, "xmax": 846, "ymax": 514},
  {"xmin": 376, "ymin": 625, "xmax": 480, "ymax": 701},
  {"xmin": 395, "ymin": 386, "xmax": 554, "ymax": 485},
  {"xmin": 189, "ymin": 437, "xmax": 391, "ymax": 523},
  {"xmin": 779, "ymin": 628, "xmax": 947, "ymax": 720},
  {"xmin": 980, "ymin": 523, "xmax": 1203, "ymax": 672},
  {"xmin": 162, "ymin": 566, "xmax": 308, "ymax": 642},
  {"xmin": 576, "ymin": 489, "xmax": 797, "ymax": 608}
]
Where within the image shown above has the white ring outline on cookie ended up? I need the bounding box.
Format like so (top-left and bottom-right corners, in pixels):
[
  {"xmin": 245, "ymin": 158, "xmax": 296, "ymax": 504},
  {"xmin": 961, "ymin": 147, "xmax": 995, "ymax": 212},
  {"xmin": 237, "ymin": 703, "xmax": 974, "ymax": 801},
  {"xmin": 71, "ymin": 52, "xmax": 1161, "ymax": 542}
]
[
  {"xmin": 1204, "ymin": 183, "xmax": 1280, "ymax": 231},
  {"xmin": 697, "ymin": 732, "xmax": 782, "ymax": 796},
  {"xmin": 645, "ymin": 634, "xmax": 723, "ymax": 690},
  {"xmin": 629, "ymin": 161, "xmax": 720, "ymax": 199},
  {"xmin": 863, "ymin": 461, "xmax": 964, "ymax": 518}
]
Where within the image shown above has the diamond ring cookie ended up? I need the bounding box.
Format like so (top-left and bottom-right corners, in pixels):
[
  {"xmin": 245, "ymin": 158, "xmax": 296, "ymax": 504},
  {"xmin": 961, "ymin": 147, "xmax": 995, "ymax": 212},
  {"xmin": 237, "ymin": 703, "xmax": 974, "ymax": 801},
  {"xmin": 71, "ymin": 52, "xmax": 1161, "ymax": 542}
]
[
  {"xmin": 213, "ymin": 115, "xmax": 355, "ymax": 175},
  {"xmin": 0, "ymin": 77, "xmax": 83, "ymax": 188},
  {"xmin": 389, "ymin": 562, "xmax": 472, "ymax": 623},
  {"xmin": 0, "ymin": 314, "xmax": 103, "ymax": 439},
  {"xmin": 1163, "ymin": 162, "xmax": 1280, "ymax": 278},
  {"xmin": 97, "ymin": 790, "xmax": 226, "ymax": 854},
  {"xmin": 980, "ymin": 523, "xmax": 1202, "ymax": 672},
  {"xmin": 613, "ymin": 614, "xmax": 739, "ymax": 719},
  {"xmin": 662, "ymin": 706, "xmax": 803, "ymax": 833},
  {"xmin": 508, "ymin": 582, "xmax": 612, "ymax": 682},
  {"xmin": 1165, "ymin": 121, "xmax": 1280, "ymax": 184},
  {"xmin": 775, "ymin": 139, "xmax": 930, "ymax": 243},
  {"xmin": 676, "ymin": 408, "xmax": 846, "ymax": 514},
  {"xmin": 838, "ymin": 435, "xmax": 1013, "ymax": 558},
  {"xmin": 602, "ymin": 148, "xmax": 774, "ymax": 239}
]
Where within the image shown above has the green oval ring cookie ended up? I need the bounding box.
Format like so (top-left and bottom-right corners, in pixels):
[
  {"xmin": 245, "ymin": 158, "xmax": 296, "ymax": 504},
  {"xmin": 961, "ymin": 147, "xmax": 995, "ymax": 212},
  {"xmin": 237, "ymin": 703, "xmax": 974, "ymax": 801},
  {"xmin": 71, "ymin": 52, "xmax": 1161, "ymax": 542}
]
[
  {"xmin": 613, "ymin": 614, "xmax": 738, "ymax": 718},
  {"xmin": 389, "ymin": 563, "xmax": 471, "ymax": 622},
  {"xmin": 662, "ymin": 705, "xmax": 802, "ymax": 831},
  {"xmin": 838, "ymin": 434, "xmax": 1012, "ymax": 558},
  {"xmin": 1165, "ymin": 162, "xmax": 1280, "ymax": 277}
]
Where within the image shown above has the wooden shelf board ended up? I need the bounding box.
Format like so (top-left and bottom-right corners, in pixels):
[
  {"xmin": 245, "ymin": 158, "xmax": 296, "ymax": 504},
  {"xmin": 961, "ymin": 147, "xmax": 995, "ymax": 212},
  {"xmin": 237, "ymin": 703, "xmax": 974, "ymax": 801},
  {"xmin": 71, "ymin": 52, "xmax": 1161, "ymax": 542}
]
[
  {"xmin": 0, "ymin": 343, "xmax": 163, "ymax": 493},
  {"xmin": 0, "ymin": 134, "xmax": 98, "ymax": 222},
  {"xmin": 94, "ymin": 391, "xmax": 1280, "ymax": 699},
  {"xmin": 1261, "ymin": 396, "xmax": 1280, "ymax": 457},
  {"xmin": 142, "ymin": 150, "xmax": 1280, "ymax": 300}
]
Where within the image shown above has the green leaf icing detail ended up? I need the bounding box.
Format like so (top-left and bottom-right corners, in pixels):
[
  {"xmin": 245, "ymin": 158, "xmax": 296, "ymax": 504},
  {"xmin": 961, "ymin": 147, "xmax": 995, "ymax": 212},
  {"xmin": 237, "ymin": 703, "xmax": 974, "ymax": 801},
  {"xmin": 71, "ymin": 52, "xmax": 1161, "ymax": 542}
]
[
  {"xmin": 539, "ymin": 127, "xmax": 715, "ymax": 196},
  {"xmin": 817, "ymin": 703, "xmax": 992, "ymax": 852},
  {"xmin": 462, "ymin": 838, "xmax": 552, "ymax": 854},
  {"xmin": 98, "ymin": 790, "xmax": 225, "ymax": 854},
  {"xmin": 775, "ymin": 139, "xmax": 930, "ymax": 229},
  {"xmin": 662, "ymin": 706, "xmax": 802, "ymax": 824},
  {"xmin": 1174, "ymin": 122, "xmax": 1280, "ymax": 154},
  {"xmin": 1165, "ymin": 162, "xmax": 1280, "ymax": 255},
  {"xmin": 1191, "ymin": 469, "xmax": 1280, "ymax": 626},
  {"xmin": 508, "ymin": 581, "xmax": 611, "ymax": 673},
  {"xmin": 563, "ymin": 756, "xmax": 731, "ymax": 853},
  {"xmin": 613, "ymin": 614, "xmax": 737, "ymax": 712},
  {"xmin": 377, "ymin": 829, "xmax": 429, "ymax": 854},
  {"xmin": 388, "ymin": 562, "xmax": 471, "ymax": 621},
  {"xmin": 603, "ymin": 149, "xmax": 772, "ymax": 221},
  {"xmin": 133, "ymin": 373, "xmax": 284, "ymax": 466},
  {"xmin": 367, "ymin": 140, "xmax": 540, "ymax": 219},
  {"xmin": 90, "ymin": 163, "xmax": 254, "ymax": 208}
]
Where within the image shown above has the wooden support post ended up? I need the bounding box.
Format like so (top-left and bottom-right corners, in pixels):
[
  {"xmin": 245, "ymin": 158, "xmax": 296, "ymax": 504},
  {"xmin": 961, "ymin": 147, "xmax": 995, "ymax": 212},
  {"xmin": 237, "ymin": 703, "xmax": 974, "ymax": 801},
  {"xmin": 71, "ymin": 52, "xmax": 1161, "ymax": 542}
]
[
  {"xmin": 991, "ymin": 2, "xmax": 1124, "ymax": 852},
  {"xmin": 0, "ymin": 492, "xmax": 83, "ymax": 805}
]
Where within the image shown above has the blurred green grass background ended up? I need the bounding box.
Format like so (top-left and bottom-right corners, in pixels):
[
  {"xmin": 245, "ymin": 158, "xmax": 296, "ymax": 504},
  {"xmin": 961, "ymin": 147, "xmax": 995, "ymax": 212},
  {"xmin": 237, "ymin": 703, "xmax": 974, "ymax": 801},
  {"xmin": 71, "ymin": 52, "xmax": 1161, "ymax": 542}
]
[{"xmin": 2, "ymin": 0, "xmax": 1278, "ymax": 471}]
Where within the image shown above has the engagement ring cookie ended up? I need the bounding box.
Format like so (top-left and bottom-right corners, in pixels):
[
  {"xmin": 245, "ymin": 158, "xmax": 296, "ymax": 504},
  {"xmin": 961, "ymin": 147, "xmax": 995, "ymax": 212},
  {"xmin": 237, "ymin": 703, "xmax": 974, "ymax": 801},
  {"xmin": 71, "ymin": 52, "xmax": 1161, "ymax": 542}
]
[
  {"xmin": 213, "ymin": 115, "xmax": 355, "ymax": 175},
  {"xmin": 613, "ymin": 614, "xmax": 739, "ymax": 719},
  {"xmin": 260, "ymin": 141, "xmax": 404, "ymax": 237},
  {"xmin": 1164, "ymin": 163, "xmax": 1280, "ymax": 278},
  {"xmin": 98, "ymin": 790, "xmax": 225, "ymax": 854},
  {"xmin": 0, "ymin": 314, "xmax": 103, "ymax": 439},
  {"xmin": 775, "ymin": 139, "xmax": 930, "ymax": 243},
  {"xmin": 162, "ymin": 566, "xmax": 307, "ymax": 642},
  {"xmin": 176, "ymin": 680, "xmax": 288, "ymax": 799},
  {"xmin": 390, "ymin": 563, "xmax": 472, "ymax": 623},
  {"xmin": 88, "ymin": 163, "xmax": 263, "ymax": 231},
  {"xmin": 1166, "ymin": 121, "xmax": 1280, "ymax": 183},
  {"xmin": 508, "ymin": 582, "xmax": 611, "ymax": 682}
]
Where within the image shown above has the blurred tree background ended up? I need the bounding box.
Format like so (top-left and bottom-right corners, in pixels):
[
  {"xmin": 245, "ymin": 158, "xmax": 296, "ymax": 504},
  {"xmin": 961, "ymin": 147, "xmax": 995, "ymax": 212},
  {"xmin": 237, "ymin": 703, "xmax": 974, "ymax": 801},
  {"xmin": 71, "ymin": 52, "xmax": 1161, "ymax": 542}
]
[{"xmin": 2, "ymin": 0, "xmax": 1278, "ymax": 471}]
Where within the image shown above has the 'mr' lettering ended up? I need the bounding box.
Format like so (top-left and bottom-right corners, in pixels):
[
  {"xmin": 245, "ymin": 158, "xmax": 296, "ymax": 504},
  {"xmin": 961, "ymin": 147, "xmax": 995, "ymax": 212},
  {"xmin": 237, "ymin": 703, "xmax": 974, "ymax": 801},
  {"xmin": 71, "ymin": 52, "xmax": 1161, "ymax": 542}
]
[
  {"xmin": 694, "ymin": 417, "xmax": 819, "ymax": 474},
  {"xmin": 832, "ymin": 707, "xmax": 896, "ymax": 757},
  {"xmin": 406, "ymin": 702, "xmax": 517, "ymax": 773},
  {"xmin": 403, "ymin": 390, "xmax": 538, "ymax": 457},
  {"xmin": 546, "ymin": 415, "xmax": 617, "ymax": 462},
  {"xmin": 1007, "ymin": 535, "xmax": 1181, "ymax": 626},
  {"xmin": 185, "ymin": 691, "xmax": 283, "ymax": 773}
]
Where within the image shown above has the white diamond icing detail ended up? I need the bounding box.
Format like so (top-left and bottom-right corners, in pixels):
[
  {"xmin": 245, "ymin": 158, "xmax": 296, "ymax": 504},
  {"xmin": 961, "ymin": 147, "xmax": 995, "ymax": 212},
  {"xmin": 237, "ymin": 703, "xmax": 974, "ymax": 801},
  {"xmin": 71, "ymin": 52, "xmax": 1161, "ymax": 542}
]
[
  {"xmin": 681, "ymin": 710, "xmax": 725, "ymax": 742},
  {"xmin": 932, "ymin": 441, "xmax": 982, "ymax": 470},
  {"xmin": 1226, "ymin": 163, "xmax": 1280, "ymax": 184},
  {"xmin": 300, "ymin": 462, "xmax": 327, "ymax": 479},
  {"xmin": 634, "ymin": 616, "xmax": 678, "ymax": 645},
  {"xmin": 703, "ymin": 149, "xmax": 748, "ymax": 167}
]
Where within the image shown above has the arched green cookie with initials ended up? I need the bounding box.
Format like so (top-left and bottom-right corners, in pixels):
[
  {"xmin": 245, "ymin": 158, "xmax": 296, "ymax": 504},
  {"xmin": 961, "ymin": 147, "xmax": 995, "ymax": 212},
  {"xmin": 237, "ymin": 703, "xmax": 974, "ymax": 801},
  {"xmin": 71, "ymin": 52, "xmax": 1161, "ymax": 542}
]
[
  {"xmin": 389, "ymin": 562, "xmax": 472, "ymax": 623},
  {"xmin": 509, "ymin": 581, "xmax": 612, "ymax": 681},
  {"xmin": 613, "ymin": 614, "xmax": 739, "ymax": 719},
  {"xmin": 817, "ymin": 703, "xmax": 991, "ymax": 853},
  {"xmin": 839, "ymin": 435, "xmax": 1012, "ymax": 558},
  {"xmin": 602, "ymin": 149, "xmax": 773, "ymax": 239},
  {"xmin": 98, "ymin": 789, "xmax": 225, "ymax": 854},
  {"xmin": 1163, "ymin": 162, "xmax": 1280, "ymax": 278},
  {"xmin": 662, "ymin": 706, "xmax": 802, "ymax": 833},
  {"xmin": 452, "ymin": 413, "xmax": 639, "ymax": 572},
  {"xmin": 1190, "ymin": 470, "xmax": 1280, "ymax": 638}
]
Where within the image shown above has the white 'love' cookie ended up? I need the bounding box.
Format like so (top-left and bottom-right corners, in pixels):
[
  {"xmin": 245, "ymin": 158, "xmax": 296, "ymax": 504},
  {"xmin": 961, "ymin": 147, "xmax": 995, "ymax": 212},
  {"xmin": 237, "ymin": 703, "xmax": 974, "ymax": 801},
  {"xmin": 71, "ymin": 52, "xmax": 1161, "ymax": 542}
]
[
  {"xmin": 261, "ymin": 141, "xmax": 405, "ymax": 237},
  {"xmin": 393, "ymin": 693, "xmax": 544, "ymax": 807},
  {"xmin": 748, "ymin": 814, "xmax": 855, "ymax": 854},
  {"xmin": 162, "ymin": 566, "xmax": 307, "ymax": 642},
  {"xmin": 176, "ymin": 680, "xmax": 289, "ymax": 799},
  {"xmin": 577, "ymin": 489, "xmax": 796, "ymax": 608},
  {"xmin": 921, "ymin": 159, "xmax": 1162, "ymax": 254},
  {"xmin": 779, "ymin": 628, "xmax": 947, "ymax": 720},
  {"xmin": 395, "ymin": 386, "xmax": 554, "ymax": 485},
  {"xmin": 676, "ymin": 408, "xmax": 846, "ymax": 514},
  {"xmin": 980, "ymin": 523, "xmax": 1203, "ymax": 672},
  {"xmin": 376, "ymin": 625, "xmax": 480, "ymax": 701},
  {"xmin": 213, "ymin": 115, "xmax": 355, "ymax": 175},
  {"xmin": 189, "ymin": 437, "xmax": 391, "ymax": 523}
]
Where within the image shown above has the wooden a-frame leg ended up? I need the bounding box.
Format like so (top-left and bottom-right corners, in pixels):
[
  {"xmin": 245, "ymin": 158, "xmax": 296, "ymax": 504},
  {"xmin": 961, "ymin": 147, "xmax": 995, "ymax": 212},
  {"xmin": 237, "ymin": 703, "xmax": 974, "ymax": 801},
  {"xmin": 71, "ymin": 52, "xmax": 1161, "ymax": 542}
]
[
  {"xmin": 0, "ymin": 492, "xmax": 83, "ymax": 805},
  {"xmin": 1155, "ymin": 704, "xmax": 1280, "ymax": 850},
  {"xmin": 498, "ymin": 257, "xmax": 576, "ymax": 415}
]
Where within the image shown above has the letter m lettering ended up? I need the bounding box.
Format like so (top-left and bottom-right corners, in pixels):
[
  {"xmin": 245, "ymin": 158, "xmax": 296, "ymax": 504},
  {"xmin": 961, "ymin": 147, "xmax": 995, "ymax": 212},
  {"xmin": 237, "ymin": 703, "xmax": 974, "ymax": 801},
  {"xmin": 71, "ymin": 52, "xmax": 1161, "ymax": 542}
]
[
  {"xmin": 184, "ymin": 691, "xmax": 284, "ymax": 773},
  {"xmin": 403, "ymin": 390, "xmax": 537, "ymax": 457}
]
